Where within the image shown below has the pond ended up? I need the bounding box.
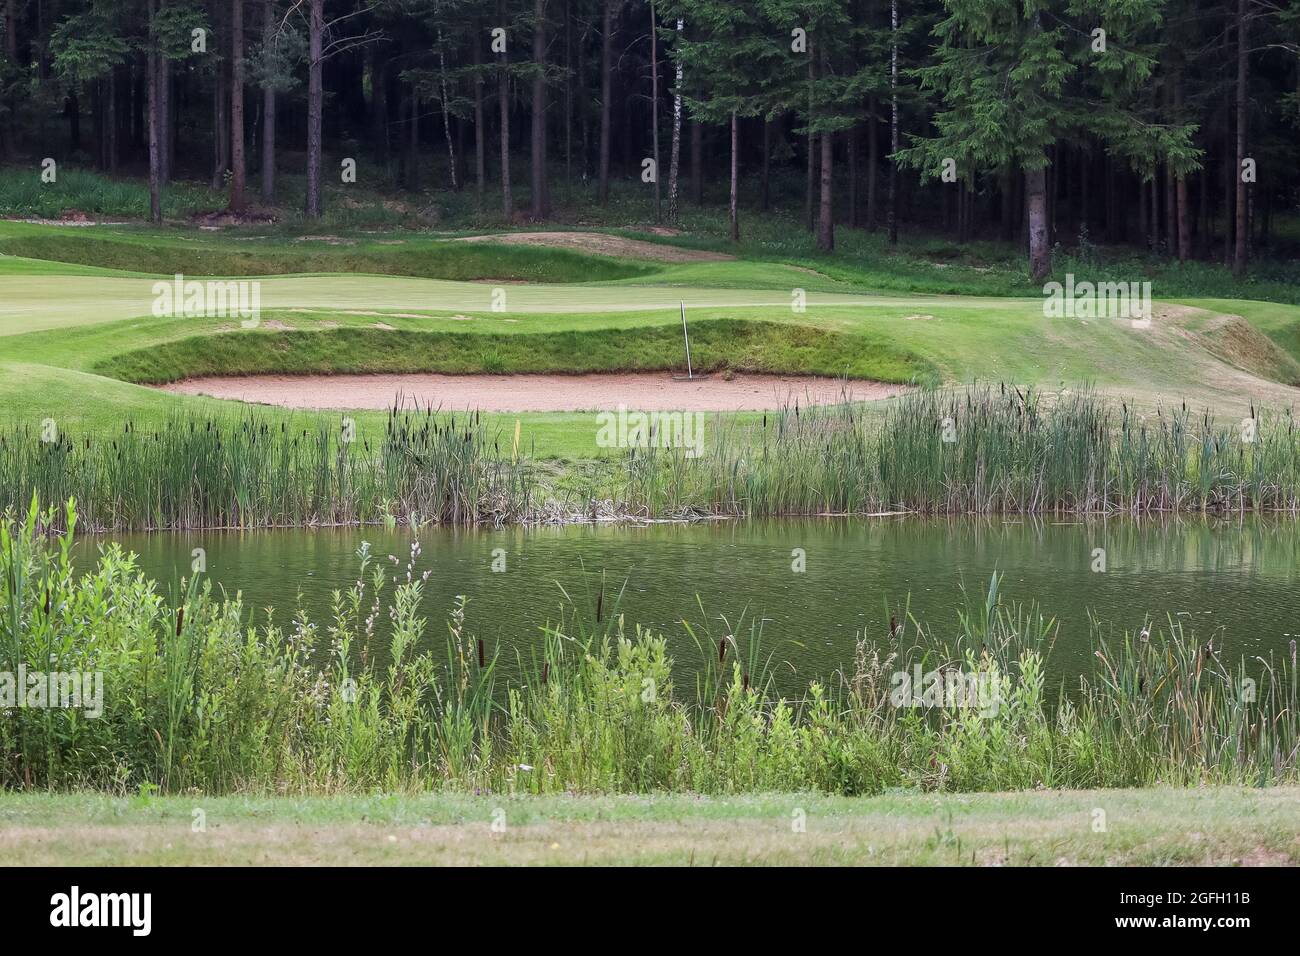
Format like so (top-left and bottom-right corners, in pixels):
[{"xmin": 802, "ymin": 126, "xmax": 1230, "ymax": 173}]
[{"xmin": 93, "ymin": 516, "xmax": 1300, "ymax": 698}]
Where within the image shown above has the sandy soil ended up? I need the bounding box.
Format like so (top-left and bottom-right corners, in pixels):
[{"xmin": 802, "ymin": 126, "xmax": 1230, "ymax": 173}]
[
  {"xmin": 159, "ymin": 371, "xmax": 907, "ymax": 412},
  {"xmin": 455, "ymin": 231, "xmax": 735, "ymax": 263}
]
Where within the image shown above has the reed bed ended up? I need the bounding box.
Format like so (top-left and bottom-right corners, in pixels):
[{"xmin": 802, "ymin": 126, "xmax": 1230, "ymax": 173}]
[
  {"xmin": 625, "ymin": 385, "xmax": 1300, "ymax": 516},
  {"xmin": 0, "ymin": 408, "xmax": 534, "ymax": 532},
  {"xmin": 5, "ymin": 386, "xmax": 1300, "ymax": 531},
  {"xmin": 3, "ymin": 500, "xmax": 1297, "ymax": 795}
]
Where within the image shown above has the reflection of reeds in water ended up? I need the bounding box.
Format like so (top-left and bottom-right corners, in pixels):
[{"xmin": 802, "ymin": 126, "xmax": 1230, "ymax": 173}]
[{"xmin": 3, "ymin": 501, "xmax": 1296, "ymax": 795}]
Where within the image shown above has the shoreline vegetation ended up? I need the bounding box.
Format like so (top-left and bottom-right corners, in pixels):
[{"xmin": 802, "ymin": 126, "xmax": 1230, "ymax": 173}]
[
  {"xmin": 5, "ymin": 385, "xmax": 1300, "ymax": 533},
  {"xmin": 2, "ymin": 500, "xmax": 1297, "ymax": 796}
]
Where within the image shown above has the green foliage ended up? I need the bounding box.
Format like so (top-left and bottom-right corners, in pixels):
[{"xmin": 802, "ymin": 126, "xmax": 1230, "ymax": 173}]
[{"xmin": 3, "ymin": 500, "xmax": 1296, "ymax": 793}]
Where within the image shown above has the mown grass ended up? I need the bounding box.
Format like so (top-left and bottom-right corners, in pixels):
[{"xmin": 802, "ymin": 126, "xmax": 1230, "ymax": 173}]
[
  {"xmin": 2, "ymin": 499, "xmax": 1296, "ymax": 795},
  {"xmin": 5, "ymin": 165, "xmax": 1299, "ymax": 304},
  {"xmin": 94, "ymin": 319, "xmax": 935, "ymax": 386},
  {"xmin": 2, "ymin": 787, "xmax": 1297, "ymax": 865},
  {"xmin": 0, "ymin": 221, "xmax": 652, "ymax": 283}
]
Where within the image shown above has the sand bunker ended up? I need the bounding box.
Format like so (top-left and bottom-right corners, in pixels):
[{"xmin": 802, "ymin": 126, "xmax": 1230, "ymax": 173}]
[
  {"xmin": 159, "ymin": 372, "xmax": 907, "ymax": 412},
  {"xmin": 454, "ymin": 231, "xmax": 735, "ymax": 263}
]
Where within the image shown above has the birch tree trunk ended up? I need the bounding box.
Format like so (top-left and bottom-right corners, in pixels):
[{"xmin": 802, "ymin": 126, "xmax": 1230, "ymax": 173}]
[{"xmin": 666, "ymin": 18, "xmax": 683, "ymax": 222}]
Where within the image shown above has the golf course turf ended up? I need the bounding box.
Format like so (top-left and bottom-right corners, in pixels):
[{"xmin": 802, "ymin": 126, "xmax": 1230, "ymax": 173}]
[
  {"xmin": 2, "ymin": 788, "xmax": 1296, "ymax": 866},
  {"xmin": 3, "ymin": 219, "xmax": 1300, "ymax": 461}
]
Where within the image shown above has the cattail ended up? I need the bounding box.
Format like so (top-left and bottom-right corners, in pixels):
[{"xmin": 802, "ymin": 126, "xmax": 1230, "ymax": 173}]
[
  {"xmin": 176, "ymin": 607, "xmax": 185, "ymax": 635},
  {"xmin": 541, "ymin": 662, "xmax": 549, "ymax": 685},
  {"xmin": 742, "ymin": 672, "xmax": 750, "ymax": 693},
  {"xmin": 43, "ymin": 588, "xmax": 51, "ymax": 616},
  {"xmin": 719, "ymin": 638, "xmax": 726, "ymax": 664},
  {"xmin": 889, "ymin": 615, "xmax": 898, "ymax": 638},
  {"xmin": 477, "ymin": 638, "xmax": 485, "ymax": 669},
  {"xmin": 596, "ymin": 587, "xmax": 603, "ymax": 623}
]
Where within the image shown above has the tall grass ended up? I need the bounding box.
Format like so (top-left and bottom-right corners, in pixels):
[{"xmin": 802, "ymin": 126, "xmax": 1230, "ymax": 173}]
[
  {"xmin": 623, "ymin": 385, "xmax": 1300, "ymax": 516},
  {"xmin": 2, "ymin": 499, "xmax": 1296, "ymax": 794},
  {"xmin": 0, "ymin": 408, "xmax": 533, "ymax": 532},
  {"xmin": 6, "ymin": 385, "xmax": 1300, "ymax": 530}
]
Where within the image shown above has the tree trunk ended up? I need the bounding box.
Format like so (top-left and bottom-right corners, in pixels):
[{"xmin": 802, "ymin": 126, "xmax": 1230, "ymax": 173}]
[
  {"xmin": 3, "ymin": 0, "xmax": 16, "ymax": 159},
  {"xmin": 1174, "ymin": 75, "xmax": 1190, "ymax": 260},
  {"xmin": 3, "ymin": 0, "xmax": 15, "ymax": 62},
  {"xmin": 728, "ymin": 109, "xmax": 739, "ymax": 242},
  {"xmin": 160, "ymin": 56, "xmax": 172, "ymax": 182},
  {"xmin": 1001, "ymin": 168, "xmax": 1015, "ymax": 242},
  {"xmin": 304, "ymin": 0, "xmax": 323, "ymax": 218},
  {"xmin": 473, "ymin": 19, "xmax": 485, "ymax": 204},
  {"xmin": 1232, "ymin": 0, "xmax": 1249, "ymax": 277},
  {"xmin": 106, "ymin": 71, "xmax": 118, "ymax": 173},
  {"xmin": 598, "ymin": 0, "xmax": 617, "ymax": 205},
  {"xmin": 649, "ymin": 0, "xmax": 660, "ymax": 221},
  {"xmin": 158, "ymin": 54, "xmax": 171, "ymax": 183},
  {"xmin": 691, "ymin": 118, "xmax": 702, "ymax": 205},
  {"xmin": 866, "ymin": 96, "xmax": 878, "ymax": 230},
  {"xmin": 439, "ymin": 29, "xmax": 458, "ymax": 191},
  {"xmin": 563, "ymin": 0, "xmax": 572, "ymax": 183},
  {"xmin": 1026, "ymin": 165, "xmax": 1050, "ymax": 281},
  {"xmin": 666, "ymin": 18, "xmax": 683, "ymax": 222},
  {"xmin": 760, "ymin": 119, "xmax": 770, "ymax": 211},
  {"xmin": 407, "ymin": 86, "xmax": 419, "ymax": 189},
  {"xmin": 847, "ymin": 124, "xmax": 858, "ymax": 228},
  {"xmin": 230, "ymin": 0, "xmax": 247, "ymax": 212},
  {"xmin": 261, "ymin": 0, "xmax": 276, "ymax": 203},
  {"xmin": 498, "ymin": 0, "xmax": 512, "ymax": 217},
  {"xmin": 804, "ymin": 46, "xmax": 814, "ymax": 231},
  {"xmin": 887, "ymin": 0, "xmax": 898, "ymax": 245},
  {"xmin": 530, "ymin": 0, "xmax": 547, "ymax": 217},
  {"xmin": 147, "ymin": 0, "xmax": 162, "ymax": 223},
  {"xmin": 817, "ymin": 131, "xmax": 833, "ymax": 251}
]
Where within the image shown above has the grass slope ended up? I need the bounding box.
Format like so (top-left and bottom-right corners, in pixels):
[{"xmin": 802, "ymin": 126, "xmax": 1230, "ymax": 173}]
[
  {"xmin": 95, "ymin": 319, "xmax": 935, "ymax": 385},
  {"xmin": 1, "ymin": 788, "xmax": 1295, "ymax": 865}
]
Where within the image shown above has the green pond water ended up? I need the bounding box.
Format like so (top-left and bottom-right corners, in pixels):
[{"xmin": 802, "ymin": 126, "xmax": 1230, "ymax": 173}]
[{"xmin": 96, "ymin": 516, "xmax": 1300, "ymax": 698}]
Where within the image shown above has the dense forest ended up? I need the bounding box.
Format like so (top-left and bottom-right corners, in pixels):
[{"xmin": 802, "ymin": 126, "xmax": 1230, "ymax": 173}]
[{"xmin": 1, "ymin": 0, "xmax": 1297, "ymax": 278}]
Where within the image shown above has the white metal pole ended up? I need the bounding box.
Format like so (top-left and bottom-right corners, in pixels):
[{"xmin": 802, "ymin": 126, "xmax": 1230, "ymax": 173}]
[{"xmin": 681, "ymin": 301, "xmax": 693, "ymax": 379}]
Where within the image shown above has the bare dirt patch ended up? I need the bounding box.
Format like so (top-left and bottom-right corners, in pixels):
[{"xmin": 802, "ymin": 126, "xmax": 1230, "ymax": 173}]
[
  {"xmin": 190, "ymin": 208, "xmax": 279, "ymax": 227},
  {"xmin": 455, "ymin": 231, "xmax": 735, "ymax": 263},
  {"xmin": 159, "ymin": 371, "xmax": 907, "ymax": 412}
]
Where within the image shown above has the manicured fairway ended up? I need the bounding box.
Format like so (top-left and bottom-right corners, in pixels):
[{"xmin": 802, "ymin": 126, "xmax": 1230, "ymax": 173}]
[
  {"xmin": 1, "ymin": 787, "xmax": 1295, "ymax": 865},
  {"xmin": 4, "ymin": 223, "xmax": 1300, "ymax": 458}
]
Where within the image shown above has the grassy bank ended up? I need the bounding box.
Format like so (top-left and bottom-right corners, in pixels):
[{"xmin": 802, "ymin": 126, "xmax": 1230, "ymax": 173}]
[
  {"xmin": 2, "ymin": 787, "xmax": 1295, "ymax": 865},
  {"xmin": 3, "ymin": 500, "xmax": 1296, "ymax": 795},
  {"xmin": 94, "ymin": 319, "xmax": 934, "ymax": 386},
  {"xmin": 7, "ymin": 387, "xmax": 1300, "ymax": 532}
]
